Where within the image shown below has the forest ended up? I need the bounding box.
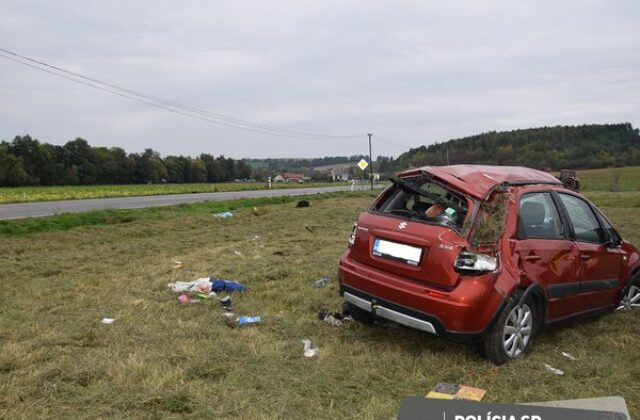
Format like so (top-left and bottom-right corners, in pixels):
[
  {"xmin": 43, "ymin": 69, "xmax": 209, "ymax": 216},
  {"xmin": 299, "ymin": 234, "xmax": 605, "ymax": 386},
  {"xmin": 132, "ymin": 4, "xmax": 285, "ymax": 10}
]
[
  {"xmin": 2, "ymin": 123, "xmax": 639, "ymax": 186},
  {"xmin": 389, "ymin": 123, "xmax": 640, "ymax": 172},
  {"xmin": 0, "ymin": 136, "xmax": 253, "ymax": 186}
]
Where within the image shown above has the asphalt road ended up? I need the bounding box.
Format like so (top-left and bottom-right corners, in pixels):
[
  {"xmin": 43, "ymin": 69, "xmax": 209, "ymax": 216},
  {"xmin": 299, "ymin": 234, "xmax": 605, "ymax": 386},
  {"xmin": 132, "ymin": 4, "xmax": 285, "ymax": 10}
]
[{"xmin": 0, "ymin": 185, "xmax": 378, "ymax": 220}]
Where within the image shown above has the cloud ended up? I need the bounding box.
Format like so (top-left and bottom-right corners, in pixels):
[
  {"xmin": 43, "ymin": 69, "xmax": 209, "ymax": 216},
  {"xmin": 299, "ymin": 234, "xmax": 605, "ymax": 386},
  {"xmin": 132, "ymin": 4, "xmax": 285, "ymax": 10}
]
[{"xmin": 0, "ymin": 0, "xmax": 638, "ymax": 158}]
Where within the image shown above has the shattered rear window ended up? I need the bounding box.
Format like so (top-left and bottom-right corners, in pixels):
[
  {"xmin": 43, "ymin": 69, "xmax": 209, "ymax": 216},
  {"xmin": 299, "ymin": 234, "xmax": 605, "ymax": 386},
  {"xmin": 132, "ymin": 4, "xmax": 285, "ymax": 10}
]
[{"xmin": 372, "ymin": 175, "xmax": 473, "ymax": 232}]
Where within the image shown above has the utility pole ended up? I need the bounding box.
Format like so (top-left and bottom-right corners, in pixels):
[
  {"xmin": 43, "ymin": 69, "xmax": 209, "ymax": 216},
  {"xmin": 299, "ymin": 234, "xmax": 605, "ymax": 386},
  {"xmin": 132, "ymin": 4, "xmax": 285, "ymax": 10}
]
[{"xmin": 367, "ymin": 133, "xmax": 373, "ymax": 190}]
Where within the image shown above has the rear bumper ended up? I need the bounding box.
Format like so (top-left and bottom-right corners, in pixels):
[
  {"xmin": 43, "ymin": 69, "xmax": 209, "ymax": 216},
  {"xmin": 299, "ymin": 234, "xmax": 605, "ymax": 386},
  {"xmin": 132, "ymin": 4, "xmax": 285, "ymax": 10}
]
[{"xmin": 339, "ymin": 254, "xmax": 507, "ymax": 342}]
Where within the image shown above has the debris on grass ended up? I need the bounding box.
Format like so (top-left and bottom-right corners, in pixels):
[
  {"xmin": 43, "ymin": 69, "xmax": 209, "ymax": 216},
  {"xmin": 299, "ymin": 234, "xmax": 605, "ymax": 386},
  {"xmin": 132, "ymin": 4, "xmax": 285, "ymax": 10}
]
[
  {"xmin": 168, "ymin": 278, "xmax": 246, "ymax": 294},
  {"xmin": 237, "ymin": 316, "xmax": 261, "ymax": 325},
  {"xmin": 100, "ymin": 318, "xmax": 115, "ymax": 325},
  {"xmin": 425, "ymin": 383, "xmax": 486, "ymax": 401},
  {"xmin": 233, "ymin": 250, "xmax": 243, "ymax": 256},
  {"xmin": 305, "ymin": 225, "xmax": 316, "ymax": 233},
  {"xmin": 296, "ymin": 200, "xmax": 310, "ymax": 208},
  {"xmin": 172, "ymin": 260, "xmax": 183, "ymax": 269},
  {"xmin": 318, "ymin": 309, "xmax": 351, "ymax": 326},
  {"xmin": 543, "ymin": 363, "xmax": 564, "ymax": 376},
  {"xmin": 214, "ymin": 211, "xmax": 233, "ymax": 218},
  {"xmin": 302, "ymin": 339, "xmax": 319, "ymax": 358},
  {"xmin": 178, "ymin": 293, "xmax": 201, "ymax": 304},
  {"xmin": 219, "ymin": 296, "xmax": 233, "ymax": 312},
  {"xmin": 562, "ymin": 352, "xmax": 577, "ymax": 361},
  {"xmin": 272, "ymin": 251, "xmax": 286, "ymax": 257},
  {"xmin": 313, "ymin": 276, "xmax": 331, "ymax": 288}
]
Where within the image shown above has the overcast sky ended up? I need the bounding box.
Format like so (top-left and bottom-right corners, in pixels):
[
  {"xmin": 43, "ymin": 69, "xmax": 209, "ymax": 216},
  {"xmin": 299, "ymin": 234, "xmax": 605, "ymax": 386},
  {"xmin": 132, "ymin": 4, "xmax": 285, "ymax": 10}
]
[{"xmin": 1, "ymin": 1, "xmax": 638, "ymax": 159}]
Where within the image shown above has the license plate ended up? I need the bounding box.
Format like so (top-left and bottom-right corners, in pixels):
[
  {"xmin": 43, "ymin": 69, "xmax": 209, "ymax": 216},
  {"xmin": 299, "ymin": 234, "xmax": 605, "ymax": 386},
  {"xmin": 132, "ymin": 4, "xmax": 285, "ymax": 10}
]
[{"xmin": 372, "ymin": 238, "xmax": 422, "ymax": 266}]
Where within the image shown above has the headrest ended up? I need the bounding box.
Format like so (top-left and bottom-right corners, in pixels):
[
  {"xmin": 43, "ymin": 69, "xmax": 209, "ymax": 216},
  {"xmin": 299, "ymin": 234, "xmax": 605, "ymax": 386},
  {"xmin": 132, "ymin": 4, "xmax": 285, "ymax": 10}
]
[{"xmin": 521, "ymin": 201, "xmax": 545, "ymax": 226}]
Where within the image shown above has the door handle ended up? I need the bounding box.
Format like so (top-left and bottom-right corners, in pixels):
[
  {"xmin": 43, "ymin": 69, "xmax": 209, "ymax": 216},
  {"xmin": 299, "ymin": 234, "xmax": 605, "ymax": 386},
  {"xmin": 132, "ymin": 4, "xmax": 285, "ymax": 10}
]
[
  {"xmin": 524, "ymin": 255, "xmax": 541, "ymax": 262},
  {"xmin": 580, "ymin": 254, "xmax": 591, "ymax": 261}
]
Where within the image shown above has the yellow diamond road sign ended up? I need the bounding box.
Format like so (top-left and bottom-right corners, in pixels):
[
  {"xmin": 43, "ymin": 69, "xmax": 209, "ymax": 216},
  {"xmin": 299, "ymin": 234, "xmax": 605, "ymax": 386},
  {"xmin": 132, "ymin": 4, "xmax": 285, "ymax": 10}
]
[{"xmin": 357, "ymin": 159, "xmax": 369, "ymax": 171}]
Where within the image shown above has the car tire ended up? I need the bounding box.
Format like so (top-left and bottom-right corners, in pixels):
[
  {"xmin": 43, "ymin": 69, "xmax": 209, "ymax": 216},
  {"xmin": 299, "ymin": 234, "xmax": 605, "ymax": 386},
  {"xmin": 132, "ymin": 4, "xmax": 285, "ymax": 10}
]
[
  {"xmin": 342, "ymin": 302, "xmax": 373, "ymax": 325},
  {"xmin": 617, "ymin": 273, "xmax": 640, "ymax": 311},
  {"xmin": 482, "ymin": 291, "xmax": 538, "ymax": 365}
]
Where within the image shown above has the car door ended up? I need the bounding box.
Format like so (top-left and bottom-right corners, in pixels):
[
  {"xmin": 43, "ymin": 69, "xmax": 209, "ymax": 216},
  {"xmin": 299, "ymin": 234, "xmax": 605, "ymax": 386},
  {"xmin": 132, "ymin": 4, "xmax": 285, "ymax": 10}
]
[
  {"xmin": 512, "ymin": 191, "xmax": 581, "ymax": 320},
  {"xmin": 556, "ymin": 193, "xmax": 623, "ymax": 311}
]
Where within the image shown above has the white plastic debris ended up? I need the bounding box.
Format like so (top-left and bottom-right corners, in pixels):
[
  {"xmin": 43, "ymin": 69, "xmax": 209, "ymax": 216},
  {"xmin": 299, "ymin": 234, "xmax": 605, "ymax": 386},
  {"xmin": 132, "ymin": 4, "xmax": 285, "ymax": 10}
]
[
  {"xmin": 543, "ymin": 363, "xmax": 564, "ymax": 375},
  {"xmin": 168, "ymin": 278, "xmax": 212, "ymax": 293},
  {"xmin": 101, "ymin": 318, "xmax": 115, "ymax": 325},
  {"xmin": 562, "ymin": 352, "xmax": 576, "ymax": 361},
  {"xmin": 302, "ymin": 339, "xmax": 319, "ymax": 359},
  {"xmin": 233, "ymin": 250, "xmax": 243, "ymax": 256}
]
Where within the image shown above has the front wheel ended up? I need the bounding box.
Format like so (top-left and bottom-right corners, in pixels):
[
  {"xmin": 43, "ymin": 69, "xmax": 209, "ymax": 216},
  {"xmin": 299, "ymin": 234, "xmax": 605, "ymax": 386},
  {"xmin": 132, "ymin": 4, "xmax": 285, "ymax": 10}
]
[{"xmin": 482, "ymin": 292, "xmax": 538, "ymax": 365}]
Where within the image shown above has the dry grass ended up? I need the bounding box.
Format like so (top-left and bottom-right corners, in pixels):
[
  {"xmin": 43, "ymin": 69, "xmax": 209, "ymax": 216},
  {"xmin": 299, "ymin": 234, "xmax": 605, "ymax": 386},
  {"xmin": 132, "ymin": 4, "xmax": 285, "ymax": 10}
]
[{"xmin": 0, "ymin": 192, "xmax": 639, "ymax": 419}]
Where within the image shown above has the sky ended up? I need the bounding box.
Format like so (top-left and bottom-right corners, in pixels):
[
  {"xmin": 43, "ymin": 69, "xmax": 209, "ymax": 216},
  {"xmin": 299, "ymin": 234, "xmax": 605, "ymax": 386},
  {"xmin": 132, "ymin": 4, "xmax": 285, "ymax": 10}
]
[{"xmin": 0, "ymin": 0, "xmax": 639, "ymax": 159}]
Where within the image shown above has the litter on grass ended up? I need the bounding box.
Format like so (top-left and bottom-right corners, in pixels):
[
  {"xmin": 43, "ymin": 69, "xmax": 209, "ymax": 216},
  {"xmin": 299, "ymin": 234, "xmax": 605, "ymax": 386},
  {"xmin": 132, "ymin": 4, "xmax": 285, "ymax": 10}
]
[
  {"xmin": 425, "ymin": 383, "xmax": 486, "ymax": 401},
  {"xmin": 233, "ymin": 250, "xmax": 243, "ymax": 256},
  {"xmin": 305, "ymin": 226, "xmax": 316, "ymax": 233},
  {"xmin": 214, "ymin": 211, "xmax": 233, "ymax": 218},
  {"xmin": 172, "ymin": 260, "xmax": 183, "ymax": 269},
  {"xmin": 168, "ymin": 278, "xmax": 247, "ymax": 294},
  {"xmin": 562, "ymin": 352, "xmax": 577, "ymax": 361},
  {"xmin": 302, "ymin": 339, "xmax": 319, "ymax": 358},
  {"xmin": 318, "ymin": 310, "xmax": 352, "ymax": 326},
  {"xmin": 101, "ymin": 318, "xmax": 115, "ymax": 325},
  {"xmin": 219, "ymin": 296, "xmax": 233, "ymax": 312},
  {"xmin": 544, "ymin": 363, "xmax": 564, "ymax": 376},
  {"xmin": 296, "ymin": 200, "xmax": 310, "ymax": 208},
  {"xmin": 178, "ymin": 293, "xmax": 202, "ymax": 304},
  {"xmin": 223, "ymin": 313, "xmax": 261, "ymax": 326},
  {"xmin": 313, "ymin": 277, "xmax": 331, "ymax": 288}
]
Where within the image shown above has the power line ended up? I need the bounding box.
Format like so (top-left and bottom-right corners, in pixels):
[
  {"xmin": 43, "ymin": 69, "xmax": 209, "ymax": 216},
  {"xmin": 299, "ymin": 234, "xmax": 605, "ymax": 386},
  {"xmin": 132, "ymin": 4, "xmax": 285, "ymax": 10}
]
[
  {"xmin": 375, "ymin": 136, "xmax": 417, "ymax": 149},
  {"xmin": 0, "ymin": 47, "xmax": 365, "ymax": 140}
]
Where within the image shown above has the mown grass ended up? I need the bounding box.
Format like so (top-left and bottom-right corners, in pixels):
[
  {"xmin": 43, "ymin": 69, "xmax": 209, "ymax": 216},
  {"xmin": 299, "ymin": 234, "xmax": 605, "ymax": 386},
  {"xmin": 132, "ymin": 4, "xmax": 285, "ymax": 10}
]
[
  {"xmin": 0, "ymin": 190, "xmax": 639, "ymax": 419},
  {"xmin": 0, "ymin": 181, "xmax": 340, "ymax": 203},
  {"xmin": 578, "ymin": 166, "xmax": 640, "ymax": 192}
]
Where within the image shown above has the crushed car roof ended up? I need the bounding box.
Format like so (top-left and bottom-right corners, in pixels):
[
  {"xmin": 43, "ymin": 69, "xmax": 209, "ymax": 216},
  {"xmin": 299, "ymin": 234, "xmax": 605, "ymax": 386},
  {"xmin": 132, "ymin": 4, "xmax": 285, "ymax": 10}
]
[{"xmin": 399, "ymin": 164, "xmax": 562, "ymax": 199}]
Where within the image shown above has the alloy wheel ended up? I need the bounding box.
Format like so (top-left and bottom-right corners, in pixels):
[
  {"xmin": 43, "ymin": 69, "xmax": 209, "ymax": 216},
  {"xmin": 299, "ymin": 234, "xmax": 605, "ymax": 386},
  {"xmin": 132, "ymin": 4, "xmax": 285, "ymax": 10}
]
[
  {"xmin": 617, "ymin": 284, "xmax": 640, "ymax": 311},
  {"xmin": 503, "ymin": 304, "xmax": 533, "ymax": 358}
]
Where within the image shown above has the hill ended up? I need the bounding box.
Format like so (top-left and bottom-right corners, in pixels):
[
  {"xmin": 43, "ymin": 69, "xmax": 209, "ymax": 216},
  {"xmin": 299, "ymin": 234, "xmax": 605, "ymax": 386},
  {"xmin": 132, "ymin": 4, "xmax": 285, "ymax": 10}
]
[{"xmin": 390, "ymin": 123, "xmax": 640, "ymax": 173}]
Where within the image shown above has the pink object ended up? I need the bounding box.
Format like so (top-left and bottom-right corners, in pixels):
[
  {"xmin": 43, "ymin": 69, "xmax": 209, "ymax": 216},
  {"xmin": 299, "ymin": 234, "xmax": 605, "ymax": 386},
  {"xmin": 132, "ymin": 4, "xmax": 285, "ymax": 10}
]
[{"xmin": 178, "ymin": 293, "xmax": 190, "ymax": 303}]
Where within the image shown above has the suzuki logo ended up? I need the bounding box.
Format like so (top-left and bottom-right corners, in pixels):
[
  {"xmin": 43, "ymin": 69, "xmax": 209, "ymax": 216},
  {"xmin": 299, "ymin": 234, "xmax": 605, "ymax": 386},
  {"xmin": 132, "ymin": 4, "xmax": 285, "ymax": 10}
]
[{"xmin": 398, "ymin": 222, "xmax": 407, "ymax": 230}]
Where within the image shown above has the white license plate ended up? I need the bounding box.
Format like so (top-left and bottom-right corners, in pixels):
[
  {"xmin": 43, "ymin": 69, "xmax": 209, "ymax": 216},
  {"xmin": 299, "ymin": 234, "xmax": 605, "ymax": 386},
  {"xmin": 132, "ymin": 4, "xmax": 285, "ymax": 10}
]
[{"xmin": 372, "ymin": 238, "xmax": 422, "ymax": 265}]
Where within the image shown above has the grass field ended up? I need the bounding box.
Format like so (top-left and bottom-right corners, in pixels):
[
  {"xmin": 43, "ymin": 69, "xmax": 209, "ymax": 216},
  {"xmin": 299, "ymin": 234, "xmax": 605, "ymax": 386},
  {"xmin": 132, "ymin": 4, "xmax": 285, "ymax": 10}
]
[
  {"xmin": 0, "ymin": 181, "xmax": 339, "ymax": 204},
  {"xmin": 574, "ymin": 166, "xmax": 640, "ymax": 192},
  {"xmin": 0, "ymin": 165, "xmax": 637, "ymax": 204},
  {"xmin": 1, "ymin": 189, "xmax": 639, "ymax": 418}
]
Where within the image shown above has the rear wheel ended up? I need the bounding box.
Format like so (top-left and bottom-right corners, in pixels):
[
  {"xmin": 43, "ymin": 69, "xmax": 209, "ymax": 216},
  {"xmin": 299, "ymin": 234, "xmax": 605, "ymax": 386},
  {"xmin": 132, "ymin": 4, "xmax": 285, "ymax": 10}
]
[
  {"xmin": 483, "ymin": 292, "xmax": 538, "ymax": 365},
  {"xmin": 617, "ymin": 274, "xmax": 640, "ymax": 311}
]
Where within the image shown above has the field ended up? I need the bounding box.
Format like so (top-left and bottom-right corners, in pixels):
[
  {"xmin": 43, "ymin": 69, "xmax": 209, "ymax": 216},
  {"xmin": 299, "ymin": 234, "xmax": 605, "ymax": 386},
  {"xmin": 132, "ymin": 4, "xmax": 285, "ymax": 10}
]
[
  {"xmin": 577, "ymin": 166, "xmax": 640, "ymax": 192},
  {"xmin": 0, "ymin": 165, "xmax": 638, "ymax": 205},
  {"xmin": 1, "ymin": 188, "xmax": 639, "ymax": 419},
  {"xmin": 0, "ymin": 181, "xmax": 339, "ymax": 204}
]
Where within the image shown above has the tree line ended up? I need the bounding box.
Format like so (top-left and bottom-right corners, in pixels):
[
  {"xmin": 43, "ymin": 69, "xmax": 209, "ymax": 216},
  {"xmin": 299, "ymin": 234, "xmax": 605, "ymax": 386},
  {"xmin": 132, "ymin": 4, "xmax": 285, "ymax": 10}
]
[
  {"xmin": 0, "ymin": 136, "xmax": 252, "ymax": 186},
  {"xmin": 390, "ymin": 123, "xmax": 640, "ymax": 173}
]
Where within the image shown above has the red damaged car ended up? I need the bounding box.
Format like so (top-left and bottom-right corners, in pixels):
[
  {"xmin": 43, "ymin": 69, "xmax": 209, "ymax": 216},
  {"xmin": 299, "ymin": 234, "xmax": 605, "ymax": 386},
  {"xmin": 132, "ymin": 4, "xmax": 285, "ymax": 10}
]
[{"xmin": 338, "ymin": 165, "xmax": 640, "ymax": 364}]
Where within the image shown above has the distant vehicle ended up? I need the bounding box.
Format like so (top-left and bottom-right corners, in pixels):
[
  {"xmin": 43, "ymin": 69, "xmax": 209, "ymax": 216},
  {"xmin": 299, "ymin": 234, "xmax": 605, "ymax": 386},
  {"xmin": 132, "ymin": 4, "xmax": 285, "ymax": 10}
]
[
  {"xmin": 338, "ymin": 165, "xmax": 640, "ymax": 364},
  {"xmin": 558, "ymin": 169, "xmax": 580, "ymax": 191}
]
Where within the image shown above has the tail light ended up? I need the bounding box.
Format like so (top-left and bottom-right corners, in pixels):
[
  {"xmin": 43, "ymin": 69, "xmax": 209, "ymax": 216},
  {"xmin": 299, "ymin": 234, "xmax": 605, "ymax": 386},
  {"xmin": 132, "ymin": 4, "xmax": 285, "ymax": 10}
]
[
  {"xmin": 454, "ymin": 249, "xmax": 498, "ymax": 274},
  {"xmin": 348, "ymin": 222, "xmax": 357, "ymax": 247}
]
